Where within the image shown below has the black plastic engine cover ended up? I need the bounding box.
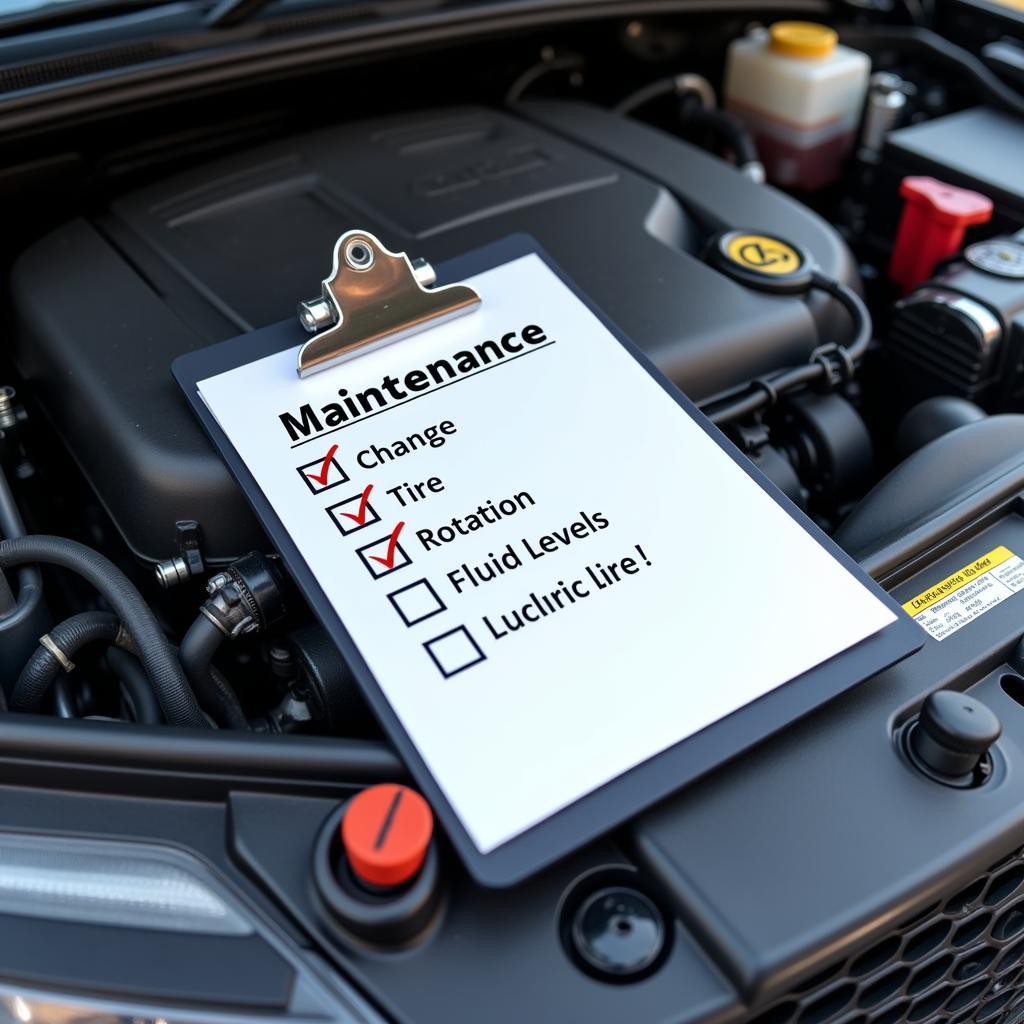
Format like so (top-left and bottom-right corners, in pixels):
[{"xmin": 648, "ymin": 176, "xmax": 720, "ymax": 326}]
[{"xmin": 9, "ymin": 101, "xmax": 857, "ymax": 565}]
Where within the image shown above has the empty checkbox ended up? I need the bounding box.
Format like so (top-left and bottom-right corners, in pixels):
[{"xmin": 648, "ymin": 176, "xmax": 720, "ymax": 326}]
[
  {"xmin": 424, "ymin": 626, "xmax": 486, "ymax": 678},
  {"xmin": 388, "ymin": 578, "xmax": 446, "ymax": 627}
]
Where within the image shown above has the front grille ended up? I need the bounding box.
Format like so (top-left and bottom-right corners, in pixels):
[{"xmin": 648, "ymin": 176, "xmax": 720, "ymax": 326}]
[{"xmin": 748, "ymin": 843, "xmax": 1024, "ymax": 1024}]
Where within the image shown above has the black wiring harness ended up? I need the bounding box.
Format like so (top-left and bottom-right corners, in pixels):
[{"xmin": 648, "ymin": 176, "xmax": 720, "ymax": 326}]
[{"xmin": 699, "ymin": 273, "xmax": 872, "ymax": 427}]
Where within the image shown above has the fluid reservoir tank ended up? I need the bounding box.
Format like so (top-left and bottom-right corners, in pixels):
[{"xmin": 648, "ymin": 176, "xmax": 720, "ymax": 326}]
[{"xmin": 725, "ymin": 22, "xmax": 870, "ymax": 190}]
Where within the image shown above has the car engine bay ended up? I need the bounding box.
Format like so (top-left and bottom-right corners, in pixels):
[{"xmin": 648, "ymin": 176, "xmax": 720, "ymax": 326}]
[{"xmin": 3, "ymin": 0, "xmax": 1024, "ymax": 1020}]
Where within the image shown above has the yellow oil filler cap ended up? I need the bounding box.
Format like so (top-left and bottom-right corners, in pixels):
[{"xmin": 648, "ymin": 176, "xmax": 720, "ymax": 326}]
[
  {"xmin": 708, "ymin": 229, "xmax": 814, "ymax": 293},
  {"xmin": 769, "ymin": 21, "xmax": 838, "ymax": 59},
  {"xmin": 723, "ymin": 233, "xmax": 804, "ymax": 276}
]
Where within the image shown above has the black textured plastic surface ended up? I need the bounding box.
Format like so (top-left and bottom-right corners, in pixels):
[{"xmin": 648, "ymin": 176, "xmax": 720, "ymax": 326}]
[
  {"xmin": 748, "ymin": 844, "xmax": 1024, "ymax": 1024},
  {"xmin": 886, "ymin": 108, "xmax": 1024, "ymax": 225},
  {"xmin": 0, "ymin": 917, "xmax": 296, "ymax": 1009},
  {"xmin": 834, "ymin": 415, "xmax": 1024, "ymax": 566}
]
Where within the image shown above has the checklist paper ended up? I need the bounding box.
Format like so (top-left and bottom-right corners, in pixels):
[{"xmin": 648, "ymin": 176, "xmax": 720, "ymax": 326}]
[{"xmin": 193, "ymin": 251, "xmax": 901, "ymax": 866}]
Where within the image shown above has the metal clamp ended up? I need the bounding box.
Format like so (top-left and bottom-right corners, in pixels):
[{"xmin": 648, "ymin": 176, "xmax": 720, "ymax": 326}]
[{"xmin": 295, "ymin": 230, "xmax": 481, "ymax": 378}]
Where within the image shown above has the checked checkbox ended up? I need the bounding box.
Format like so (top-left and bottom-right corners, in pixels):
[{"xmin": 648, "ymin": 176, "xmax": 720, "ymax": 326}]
[
  {"xmin": 327, "ymin": 484, "xmax": 380, "ymax": 536},
  {"xmin": 424, "ymin": 626, "xmax": 486, "ymax": 678},
  {"xmin": 297, "ymin": 443, "xmax": 349, "ymax": 494},
  {"xmin": 388, "ymin": 578, "xmax": 447, "ymax": 627},
  {"xmin": 355, "ymin": 522, "xmax": 410, "ymax": 579}
]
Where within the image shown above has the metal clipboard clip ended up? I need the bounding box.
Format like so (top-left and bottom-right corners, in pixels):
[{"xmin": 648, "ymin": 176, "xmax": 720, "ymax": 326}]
[{"xmin": 295, "ymin": 230, "xmax": 481, "ymax": 378}]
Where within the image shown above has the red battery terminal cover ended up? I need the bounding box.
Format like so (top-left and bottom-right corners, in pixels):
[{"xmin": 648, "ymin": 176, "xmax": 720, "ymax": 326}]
[{"xmin": 889, "ymin": 176, "xmax": 993, "ymax": 295}]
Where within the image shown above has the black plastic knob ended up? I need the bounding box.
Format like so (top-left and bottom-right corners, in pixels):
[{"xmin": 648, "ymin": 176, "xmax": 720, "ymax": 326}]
[{"xmin": 910, "ymin": 691, "xmax": 1001, "ymax": 783}]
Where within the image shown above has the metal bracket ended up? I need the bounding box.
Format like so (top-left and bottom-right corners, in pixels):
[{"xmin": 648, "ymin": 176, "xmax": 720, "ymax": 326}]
[{"xmin": 295, "ymin": 230, "xmax": 481, "ymax": 378}]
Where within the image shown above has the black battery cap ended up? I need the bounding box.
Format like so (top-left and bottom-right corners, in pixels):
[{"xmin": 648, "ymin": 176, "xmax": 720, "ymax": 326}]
[
  {"xmin": 571, "ymin": 887, "xmax": 666, "ymax": 980},
  {"xmin": 909, "ymin": 691, "xmax": 1002, "ymax": 783}
]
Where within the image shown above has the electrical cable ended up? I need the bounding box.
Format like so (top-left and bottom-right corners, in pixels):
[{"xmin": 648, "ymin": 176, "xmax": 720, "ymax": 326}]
[
  {"xmin": 505, "ymin": 52, "xmax": 584, "ymax": 105},
  {"xmin": 700, "ymin": 272, "xmax": 871, "ymax": 426},
  {"xmin": 613, "ymin": 72, "xmax": 717, "ymax": 116},
  {"xmin": 613, "ymin": 76, "xmax": 679, "ymax": 115},
  {"xmin": 809, "ymin": 272, "xmax": 872, "ymax": 360},
  {"xmin": 0, "ymin": 536, "xmax": 207, "ymax": 728},
  {"xmin": 178, "ymin": 614, "xmax": 250, "ymax": 730},
  {"xmin": 838, "ymin": 25, "xmax": 1024, "ymax": 119}
]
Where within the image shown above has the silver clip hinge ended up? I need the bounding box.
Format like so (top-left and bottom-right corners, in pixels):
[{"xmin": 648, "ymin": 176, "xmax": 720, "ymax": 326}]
[{"xmin": 295, "ymin": 230, "xmax": 481, "ymax": 378}]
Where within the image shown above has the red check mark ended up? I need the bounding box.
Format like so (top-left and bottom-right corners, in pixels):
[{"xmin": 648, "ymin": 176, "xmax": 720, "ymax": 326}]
[
  {"xmin": 306, "ymin": 444, "xmax": 339, "ymax": 486},
  {"xmin": 340, "ymin": 484, "xmax": 374, "ymax": 526},
  {"xmin": 369, "ymin": 521, "xmax": 406, "ymax": 569}
]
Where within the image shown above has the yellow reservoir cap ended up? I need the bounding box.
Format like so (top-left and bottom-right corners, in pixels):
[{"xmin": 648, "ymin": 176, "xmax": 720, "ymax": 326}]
[
  {"xmin": 724, "ymin": 233, "xmax": 803, "ymax": 276},
  {"xmin": 769, "ymin": 21, "xmax": 838, "ymax": 59}
]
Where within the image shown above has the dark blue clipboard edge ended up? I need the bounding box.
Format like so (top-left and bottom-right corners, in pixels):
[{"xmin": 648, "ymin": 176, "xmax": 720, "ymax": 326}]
[{"xmin": 173, "ymin": 233, "xmax": 922, "ymax": 889}]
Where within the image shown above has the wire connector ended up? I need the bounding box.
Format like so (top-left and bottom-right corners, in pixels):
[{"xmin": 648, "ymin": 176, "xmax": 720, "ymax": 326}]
[{"xmin": 809, "ymin": 343, "xmax": 856, "ymax": 392}]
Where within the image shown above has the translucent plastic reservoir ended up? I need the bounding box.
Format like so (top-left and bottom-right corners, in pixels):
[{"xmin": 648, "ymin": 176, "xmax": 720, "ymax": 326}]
[{"xmin": 725, "ymin": 22, "xmax": 871, "ymax": 189}]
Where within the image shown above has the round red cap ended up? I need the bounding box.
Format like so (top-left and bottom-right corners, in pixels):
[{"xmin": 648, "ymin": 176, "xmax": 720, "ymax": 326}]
[{"xmin": 341, "ymin": 784, "xmax": 433, "ymax": 888}]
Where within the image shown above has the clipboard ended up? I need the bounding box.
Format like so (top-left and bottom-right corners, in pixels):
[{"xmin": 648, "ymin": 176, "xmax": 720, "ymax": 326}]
[{"xmin": 174, "ymin": 232, "xmax": 921, "ymax": 888}]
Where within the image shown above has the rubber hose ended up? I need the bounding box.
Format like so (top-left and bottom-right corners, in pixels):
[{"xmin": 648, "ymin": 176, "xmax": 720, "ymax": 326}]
[
  {"xmin": 52, "ymin": 677, "xmax": 77, "ymax": 718},
  {"xmin": 106, "ymin": 647, "xmax": 163, "ymax": 725},
  {"xmin": 12, "ymin": 610, "xmax": 120, "ymax": 712},
  {"xmin": 211, "ymin": 663, "xmax": 250, "ymax": 731},
  {"xmin": 838, "ymin": 26, "xmax": 1024, "ymax": 120},
  {"xmin": 0, "ymin": 537, "xmax": 207, "ymax": 728},
  {"xmin": 179, "ymin": 615, "xmax": 249, "ymax": 730},
  {"xmin": 0, "ymin": 467, "xmax": 40, "ymax": 612},
  {"xmin": 682, "ymin": 105, "xmax": 759, "ymax": 168},
  {"xmin": 0, "ymin": 466, "xmax": 48, "ymax": 699}
]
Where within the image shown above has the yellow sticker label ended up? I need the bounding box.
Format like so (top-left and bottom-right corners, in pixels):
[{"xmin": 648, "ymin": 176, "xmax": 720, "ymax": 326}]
[
  {"xmin": 724, "ymin": 234, "xmax": 803, "ymax": 275},
  {"xmin": 902, "ymin": 546, "xmax": 1016, "ymax": 614}
]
